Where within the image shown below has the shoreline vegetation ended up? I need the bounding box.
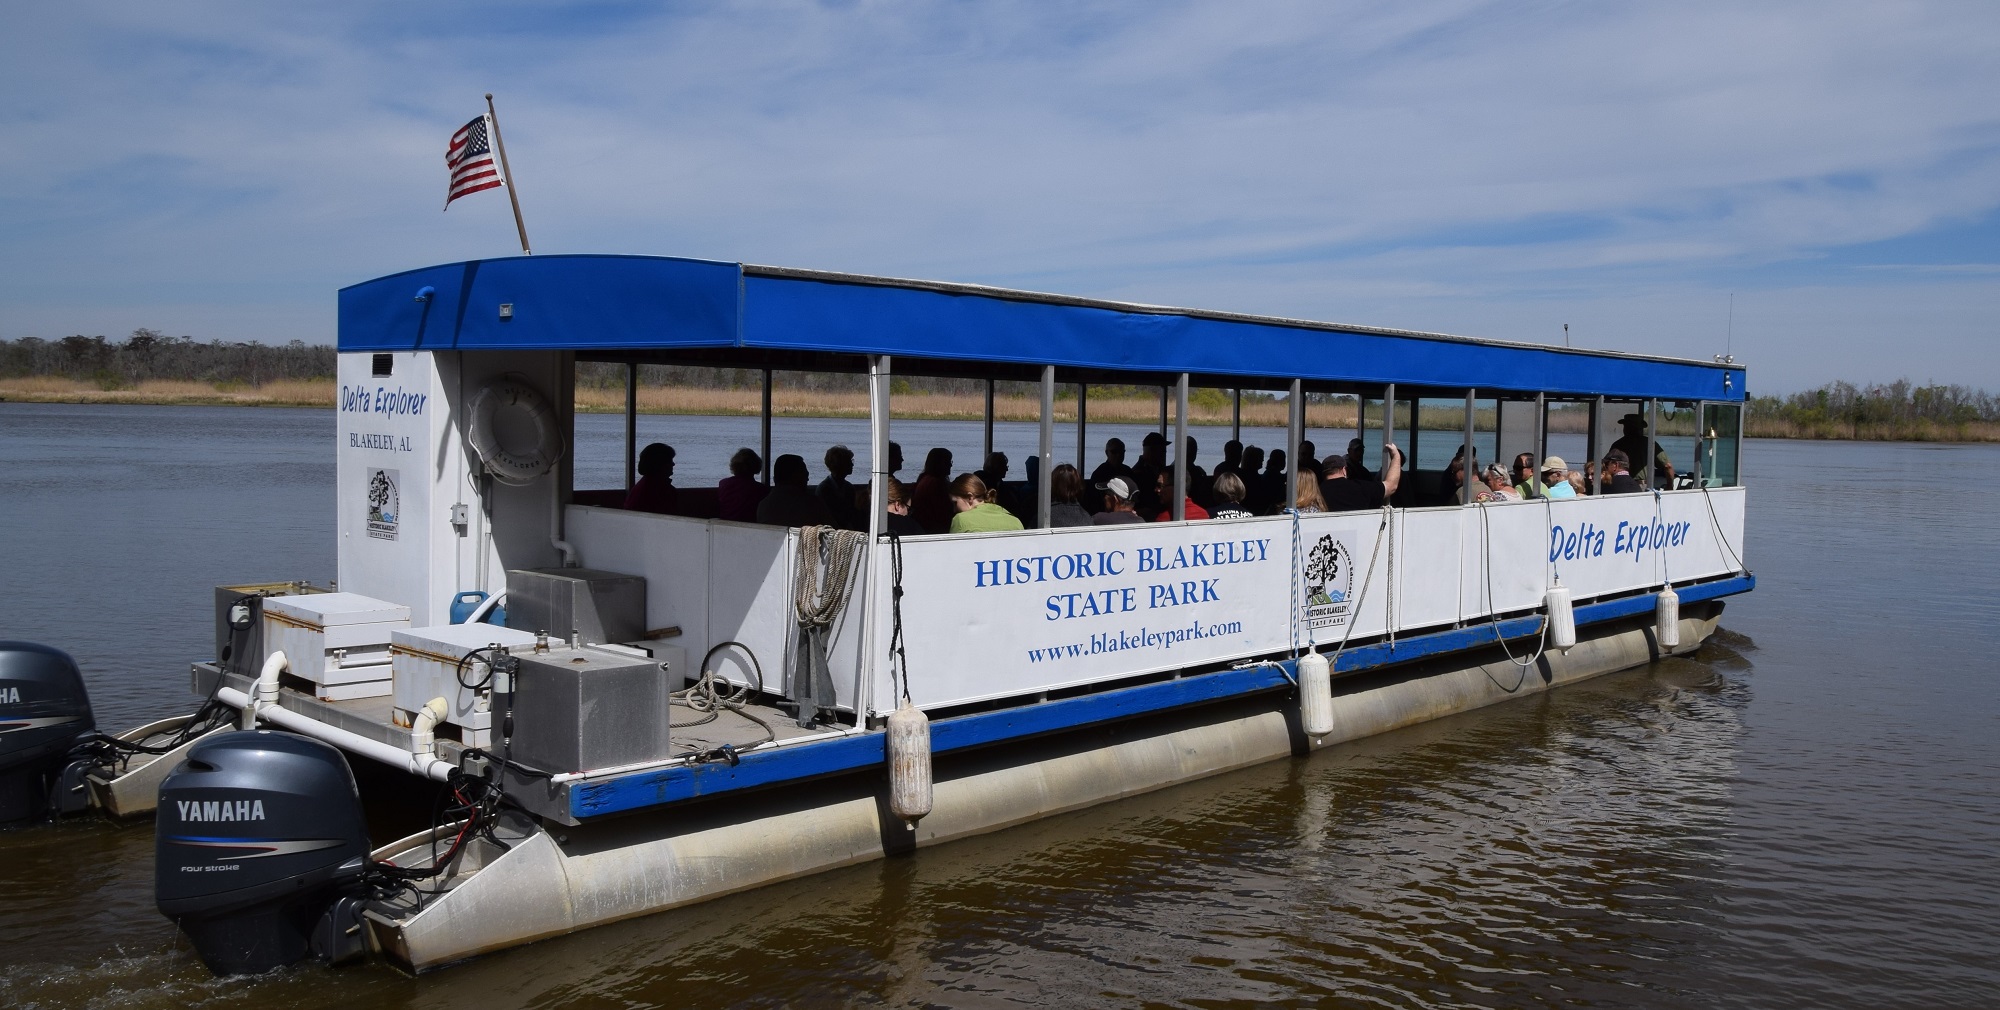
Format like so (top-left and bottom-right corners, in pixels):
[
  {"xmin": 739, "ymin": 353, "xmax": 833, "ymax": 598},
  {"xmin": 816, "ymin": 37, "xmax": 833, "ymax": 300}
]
[{"xmin": 3, "ymin": 332, "xmax": 1997, "ymax": 442}]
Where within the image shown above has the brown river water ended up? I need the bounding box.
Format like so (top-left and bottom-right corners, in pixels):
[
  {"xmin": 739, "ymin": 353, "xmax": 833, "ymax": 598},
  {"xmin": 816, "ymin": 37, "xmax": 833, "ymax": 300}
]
[{"xmin": 0, "ymin": 403, "xmax": 1995, "ymax": 1009}]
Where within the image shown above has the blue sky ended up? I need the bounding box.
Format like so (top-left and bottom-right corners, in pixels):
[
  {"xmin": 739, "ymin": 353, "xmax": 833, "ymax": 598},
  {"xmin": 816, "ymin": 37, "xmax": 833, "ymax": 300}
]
[{"xmin": 2, "ymin": 1, "xmax": 1996, "ymax": 393}]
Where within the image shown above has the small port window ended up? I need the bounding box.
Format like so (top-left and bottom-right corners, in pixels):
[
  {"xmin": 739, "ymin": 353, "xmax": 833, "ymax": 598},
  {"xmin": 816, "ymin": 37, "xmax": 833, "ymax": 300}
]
[{"xmin": 372, "ymin": 354, "xmax": 393, "ymax": 377}]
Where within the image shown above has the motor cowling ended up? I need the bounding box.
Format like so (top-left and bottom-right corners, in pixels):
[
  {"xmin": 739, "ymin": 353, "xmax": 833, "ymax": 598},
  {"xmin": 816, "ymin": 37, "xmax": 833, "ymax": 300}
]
[
  {"xmin": 0, "ymin": 642, "xmax": 96, "ymax": 824},
  {"xmin": 156, "ymin": 731, "xmax": 371, "ymax": 975}
]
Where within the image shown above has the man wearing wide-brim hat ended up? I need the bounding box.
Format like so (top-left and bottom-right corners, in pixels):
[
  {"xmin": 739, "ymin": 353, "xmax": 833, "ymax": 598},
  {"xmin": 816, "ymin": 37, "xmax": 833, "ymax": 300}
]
[
  {"xmin": 1609, "ymin": 413, "xmax": 1675, "ymax": 488},
  {"xmin": 1539, "ymin": 456, "xmax": 1577, "ymax": 499}
]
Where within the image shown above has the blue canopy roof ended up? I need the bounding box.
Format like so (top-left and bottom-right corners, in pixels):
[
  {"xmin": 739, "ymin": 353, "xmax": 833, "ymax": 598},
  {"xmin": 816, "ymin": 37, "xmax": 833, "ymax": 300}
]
[{"xmin": 338, "ymin": 254, "xmax": 1745, "ymax": 401}]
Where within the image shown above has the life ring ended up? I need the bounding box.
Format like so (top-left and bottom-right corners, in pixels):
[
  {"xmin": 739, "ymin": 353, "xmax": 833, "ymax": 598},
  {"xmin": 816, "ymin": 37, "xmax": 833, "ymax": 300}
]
[{"xmin": 467, "ymin": 375, "xmax": 564, "ymax": 484}]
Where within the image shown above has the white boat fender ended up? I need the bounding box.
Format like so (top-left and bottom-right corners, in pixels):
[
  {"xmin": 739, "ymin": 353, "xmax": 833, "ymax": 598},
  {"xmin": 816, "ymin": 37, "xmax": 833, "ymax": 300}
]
[
  {"xmin": 1655, "ymin": 585, "xmax": 1681, "ymax": 650},
  {"xmin": 408, "ymin": 697, "xmax": 449, "ymax": 754},
  {"xmin": 1545, "ymin": 583, "xmax": 1577, "ymax": 653},
  {"xmin": 1297, "ymin": 650, "xmax": 1334, "ymax": 738},
  {"xmin": 467, "ymin": 375, "xmax": 564, "ymax": 485},
  {"xmin": 242, "ymin": 650, "xmax": 287, "ymax": 729},
  {"xmin": 886, "ymin": 700, "xmax": 932, "ymax": 828}
]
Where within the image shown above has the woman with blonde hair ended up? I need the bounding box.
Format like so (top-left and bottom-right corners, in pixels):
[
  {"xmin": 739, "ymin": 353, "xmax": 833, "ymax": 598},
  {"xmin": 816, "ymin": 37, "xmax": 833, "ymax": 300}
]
[
  {"xmin": 1293, "ymin": 473, "xmax": 1326, "ymax": 514},
  {"xmin": 948, "ymin": 473, "xmax": 1024, "ymax": 533}
]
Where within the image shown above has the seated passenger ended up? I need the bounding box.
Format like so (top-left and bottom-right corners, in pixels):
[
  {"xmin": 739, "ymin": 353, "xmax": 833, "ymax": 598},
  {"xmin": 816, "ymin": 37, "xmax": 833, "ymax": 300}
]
[
  {"xmin": 756, "ymin": 454, "xmax": 834, "ymax": 527},
  {"xmin": 1511, "ymin": 453, "xmax": 1547, "ymax": 499},
  {"xmin": 716, "ymin": 448, "xmax": 769, "ymax": 522},
  {"xmin": 1047, "ymin": 464, "xmax": 1094, "ymax": 528},
  {"xmin": 623, "ymin": 442, "xmax": 678, "ymax": 515},
  {"xmin": 1150, "ymin": 469, "xmax": 1210, "ymax": 522},
  {"xmin": 1251, "ymin": 448, "xmax": 1286, "ymax": 514},
  {"xmin": 912, "ymin": 447, "xmax": 956, "ymax": 534},
  {"xmin": 1179, "ymin": 436, "xmax": 1212, "ymax": 506},
  {"xmin": 1475, "ymin": 463, "xmax": 1521, "ymax": 502},
  {"xmin": 1208, "ymin": 471, "xmax": 1253, "ymax": 519},
  {"xmin": 1598, "ymin": 449, "xmax": 1644, "ymax": 494},
  {"xmin": 1321, "ymin": 444, "xmax": 1402, "ymax": 512},
  {"xmin": 1296, "ymin": 440, "xmax": 1322, "ymax": 482},
  {"xmin": 1345, "ymin": 438, "xmax": 1374, "ymax": 481},
  {"xmin": 882, "ymin": 477, "xmax": 925, "ymax": 536},
  {"xmin": 1092, "ymin": 477, "xmax": 1143, "ymax": 525},
  {"xmin": 818, "ymin": 445, "xmax": 862, "ymax": 530},
  {"xmin": 1539, "ymin": 456, "xmax": 1577, "ymax": 499},
  {"xmin": 948, "ymin": 473, "xmax": 1024, "ymax": 533},
  {"xmin": 1212, "ymin": 440, "xmax": 1245, "ymax": 480},
  {"xmin": 1293, "ymin": 471, "xmax": 1327, "ymax": 514}
]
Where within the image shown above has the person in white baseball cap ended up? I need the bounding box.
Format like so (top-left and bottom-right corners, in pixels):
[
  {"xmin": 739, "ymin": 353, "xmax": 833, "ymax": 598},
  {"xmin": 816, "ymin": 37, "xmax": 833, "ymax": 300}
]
[{"xmin": 1093, "ymin": 476, "xmax": 1143, "ymax": 525}]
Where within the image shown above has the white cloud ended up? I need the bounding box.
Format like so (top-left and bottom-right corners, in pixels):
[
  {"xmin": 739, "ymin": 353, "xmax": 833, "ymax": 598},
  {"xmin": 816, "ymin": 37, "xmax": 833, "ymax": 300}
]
[{"xmin": 1, "ymin": 0, "xmax": 1997, "ymax": 391}]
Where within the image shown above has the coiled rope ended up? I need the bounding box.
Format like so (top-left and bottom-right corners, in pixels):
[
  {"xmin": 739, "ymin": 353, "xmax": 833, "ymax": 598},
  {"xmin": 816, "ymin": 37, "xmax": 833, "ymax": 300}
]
[{"xmin": 790, "ymin": 525, "xmax": 868, "ymax": 726}]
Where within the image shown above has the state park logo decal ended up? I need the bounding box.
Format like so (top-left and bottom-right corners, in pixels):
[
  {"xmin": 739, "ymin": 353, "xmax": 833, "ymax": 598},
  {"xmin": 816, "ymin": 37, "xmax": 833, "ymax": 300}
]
[
  {"xmin": 366, "ymin": 468, "xmax": 400, "ymax": 541},
  {"xmin": 1301, "ymin": 533, "xmax": 1353, "ymax": 630}
]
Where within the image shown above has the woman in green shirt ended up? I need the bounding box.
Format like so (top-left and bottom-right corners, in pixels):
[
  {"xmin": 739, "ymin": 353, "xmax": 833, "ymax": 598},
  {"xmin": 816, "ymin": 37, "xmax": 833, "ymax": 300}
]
[{"xmin": 948, "ymin": 473, "xmax": 1025, "ymax": 533}]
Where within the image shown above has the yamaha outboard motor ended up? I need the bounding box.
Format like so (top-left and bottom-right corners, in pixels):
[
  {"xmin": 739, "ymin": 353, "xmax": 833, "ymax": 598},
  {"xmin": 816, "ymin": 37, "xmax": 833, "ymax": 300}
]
[
  {"xmin": 0, "ymin": 642, "xmax": 96, "ymax": 824},
  {"xmin": 156, "ymin": 731, "xmax": 372, "ymax": 974}
]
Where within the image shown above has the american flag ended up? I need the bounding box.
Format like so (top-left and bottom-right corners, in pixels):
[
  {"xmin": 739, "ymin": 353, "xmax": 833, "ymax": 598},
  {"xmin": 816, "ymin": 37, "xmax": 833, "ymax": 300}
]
[{"xmin": 445, "ymin": 114, "xmax": 506, "ymax": 208}]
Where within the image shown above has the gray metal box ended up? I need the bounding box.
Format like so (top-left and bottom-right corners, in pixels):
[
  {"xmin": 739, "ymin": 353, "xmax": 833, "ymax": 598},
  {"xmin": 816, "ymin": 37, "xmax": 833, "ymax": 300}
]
[
  {"xmin": 507, "ymin": 645, "xmax": 670, "ymax": 774},
  {"xmin": 504, "ymin": 568, "xmax": 648, "ymax": 645},
  {"xmin": 213, "ymin": 582, "xmax": 327, "ymax": 678}
]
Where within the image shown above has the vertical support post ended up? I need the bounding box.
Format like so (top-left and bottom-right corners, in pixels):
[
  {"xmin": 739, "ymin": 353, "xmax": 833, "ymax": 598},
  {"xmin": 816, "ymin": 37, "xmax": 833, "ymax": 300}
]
[
  {"xmin": 1462, "ymin": 389, "xmax": 1477, "ymax": 505},
  {"xmin": 1076, "ymin": 383, "xmax": 1088, "ymax": 476},
  {"xmin": 1649, "ymin": 397, "xmax": 1662, "ymax": 488},
  {"xmin": 623, "ymin": 362, "xmax": 638, "ymax": 492},
  {"xmin": 1286, "ymin": 379, "xmax": 1303, "ymax": 511},
  {"xmin": 862, "ymin": 354, "xmax": 891, "ymax": 721},
  {"xmin": 1173, "ymin": 374, "xmax": 1189, "ymax": 521},
  {"xmin": 983, "ymin": 379, "xmax": 996, "ymax": 463},
  {"xmin": 1587, "ymin": 394, "xmax": 1605, "ymax": 494},
  {"xmin": 1231, "ymin": 388, "xmax": 1242, "ymax": 442},
  {"xmin": 1158, "ymin": 386, "xmax": 1168, "ymax": 436},
  {"xmin": 760, "ymin": 369, "xmax": 774, "ymax": 485},
  {"xmin": 1383, "ymin": 382, "xmax": 1397, "ymax": 479},
  {"xmin": 868, "ymin": 356, "xmax": 890, "ymax": 540},
  {"xmin": 1535, "ymin": 392, "xmax": 1547, "ymax": 463},
  {"xmin": 1039, "ymin": 366, "xmax": 1055, "ymax": 529}
]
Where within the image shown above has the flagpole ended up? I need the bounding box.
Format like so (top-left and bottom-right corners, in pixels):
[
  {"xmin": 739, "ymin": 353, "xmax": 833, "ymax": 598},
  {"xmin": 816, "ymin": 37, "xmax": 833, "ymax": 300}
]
[{"xmin": 485, "ymin": 93, "xmax": 532, "ymax": 255}]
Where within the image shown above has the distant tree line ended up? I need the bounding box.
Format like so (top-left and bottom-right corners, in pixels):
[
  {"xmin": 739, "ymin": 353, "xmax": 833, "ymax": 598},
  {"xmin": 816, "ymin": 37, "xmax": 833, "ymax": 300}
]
[
  {"xmin": 0, "ymin": 330, "xmax": 334, "ymax": 388},
  {"xmin": 1749, "ymin": 379, "xmax": 1999, "ymax": 426}
]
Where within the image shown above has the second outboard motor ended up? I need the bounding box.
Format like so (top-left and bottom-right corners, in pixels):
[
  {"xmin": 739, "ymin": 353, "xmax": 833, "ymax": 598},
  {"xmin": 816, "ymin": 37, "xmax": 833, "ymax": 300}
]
[
  {"xmin": 0, "ymin": 642, "xmax": 96, "ymax": 824},
  {"xmin": 156, "ymin": 731, "xmax": 371, "ymax": 975}
]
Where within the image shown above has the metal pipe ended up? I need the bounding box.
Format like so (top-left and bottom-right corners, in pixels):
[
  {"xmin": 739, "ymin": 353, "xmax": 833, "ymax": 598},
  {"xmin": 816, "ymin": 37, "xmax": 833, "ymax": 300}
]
[
  {"xmin": 1649, "ymin": 397, "xmax": 1662, "ymax": 488},
  {"xmin": 864, "ymin": 354, "xmax": 890, "ymax": 718},
  {"xmin": 760, "ymin": 369, "xmax": 773, "ymax": 485},
  {"xmin": 1383, "ymin": 383, "xmax": 1397, "ymax": 476},
  {"xmin": 1286, "ymin": 379, "xmax": 1302, "ymax": 510},
  {"xmin": 624, "ymin": 362, "xmax": 637, "ymax": 492},
  {"xmin": 1173, "ymin": 374, "xmax": 1189, "ymax": 521},
  {"xmin": 1157, "ymin": 386, "xmax": 1168, "ymax": 436},
  {"xmin": 219, "ymin": 686, "xmax": 454, "ymax": 781},
  {"xmin": 1462, "ymin": 388, "xmax": 1476, "ymax": 505},
  {"xmin": 1535, "ymin": 392, "xmax": 1547, "ymax": 463},
  {"xmin": 1231, "ymin": 389, "xmax": 1242, "ymax": 442},
  {"xmin": 1039, "ymin": 366, "xmax": 1055, "ymax": 529},
  {"xmin": 1588, "ymin": 395, "xmax": 1605, "ymax": 494},
  {"xmin": 1075, "ymin": 383, "xmax": 1087, "ymax": 477}
]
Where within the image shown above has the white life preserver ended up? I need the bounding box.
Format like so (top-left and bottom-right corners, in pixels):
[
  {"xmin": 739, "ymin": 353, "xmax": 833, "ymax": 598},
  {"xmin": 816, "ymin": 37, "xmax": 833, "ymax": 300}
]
[{"xmin": 467, "ymin": 375, "xmax": 564, "ymax": 485}]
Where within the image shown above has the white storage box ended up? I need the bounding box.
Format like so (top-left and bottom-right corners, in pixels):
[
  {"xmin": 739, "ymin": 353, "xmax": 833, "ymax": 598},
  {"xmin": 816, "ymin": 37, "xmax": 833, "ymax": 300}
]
[
  {"xmin": 391, "ymin": 623, "xmax": 540, "ymax": 746},
  {"xmin": 262, "ymin": 592, "xmax": 410, "ymax": 699}
]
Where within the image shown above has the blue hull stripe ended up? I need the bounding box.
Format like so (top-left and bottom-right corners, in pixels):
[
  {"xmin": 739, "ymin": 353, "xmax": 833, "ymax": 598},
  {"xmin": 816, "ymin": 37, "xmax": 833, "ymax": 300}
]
[{"xmin": 570, "ymin": 574, "xmax": 1753, "ymax": 818}]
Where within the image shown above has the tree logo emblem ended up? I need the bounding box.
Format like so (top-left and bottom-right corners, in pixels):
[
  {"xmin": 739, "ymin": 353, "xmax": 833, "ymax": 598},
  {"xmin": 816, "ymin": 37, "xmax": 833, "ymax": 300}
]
[
  {"xmin": 1301, "ymin": 533, "xmax": 1353, "ymax": 628},
  {"xmin": 366, "ymin": 468, "xmax": 400, "ymax": 541}
]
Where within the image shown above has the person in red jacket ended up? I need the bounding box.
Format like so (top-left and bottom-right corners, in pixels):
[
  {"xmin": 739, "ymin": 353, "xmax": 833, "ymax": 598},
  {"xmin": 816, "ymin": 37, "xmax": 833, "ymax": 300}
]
[{"xmin": 1149, "ymin": 469, "xmax": 1209, "ymax": 522}]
